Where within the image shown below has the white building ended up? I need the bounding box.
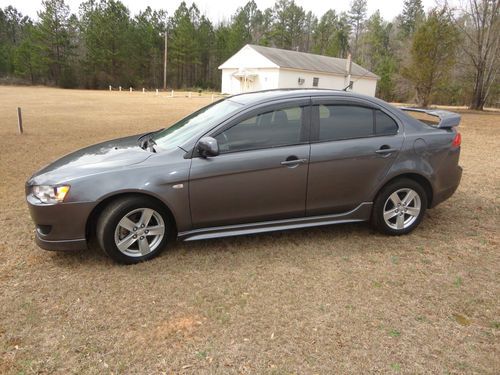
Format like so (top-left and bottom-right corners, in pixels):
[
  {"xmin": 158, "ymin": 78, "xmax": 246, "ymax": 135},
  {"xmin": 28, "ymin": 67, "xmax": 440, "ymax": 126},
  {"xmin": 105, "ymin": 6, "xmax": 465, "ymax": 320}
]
[{"xmin": 219, "ymin": 44, "xmax": 378, "ymax": 96}]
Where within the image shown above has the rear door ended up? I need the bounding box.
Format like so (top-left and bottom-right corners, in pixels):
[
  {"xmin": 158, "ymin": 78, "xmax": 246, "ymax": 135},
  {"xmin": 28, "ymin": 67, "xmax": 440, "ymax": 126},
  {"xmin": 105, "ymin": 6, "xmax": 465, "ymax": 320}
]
[
  {"xmin": 189, "ymin": 99, "xmax": 312, "ymax": 228},
  {"xmin": 306, "ymin": 97, "xmax": 404, "ymax": 215}
]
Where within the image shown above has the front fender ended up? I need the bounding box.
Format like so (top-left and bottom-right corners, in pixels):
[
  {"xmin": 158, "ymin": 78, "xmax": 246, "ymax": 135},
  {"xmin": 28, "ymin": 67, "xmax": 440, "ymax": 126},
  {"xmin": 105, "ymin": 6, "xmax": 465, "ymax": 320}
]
[{"xmin": 67, "ymin": 152, "xmax": 193, "ymax": 232}]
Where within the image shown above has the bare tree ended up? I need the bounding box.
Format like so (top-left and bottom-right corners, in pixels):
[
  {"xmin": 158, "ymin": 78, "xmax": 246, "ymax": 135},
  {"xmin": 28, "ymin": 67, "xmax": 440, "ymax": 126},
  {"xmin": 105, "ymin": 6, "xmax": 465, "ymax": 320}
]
[{"xmin": 456, "ymin": 0, "xmax": 499, "ymax": 110}]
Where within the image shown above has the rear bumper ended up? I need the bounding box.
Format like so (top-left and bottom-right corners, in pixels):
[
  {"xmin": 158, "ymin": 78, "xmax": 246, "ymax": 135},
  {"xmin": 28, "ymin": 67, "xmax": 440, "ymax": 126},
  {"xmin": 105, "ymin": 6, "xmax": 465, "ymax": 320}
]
[
  {"xmin": 431, "ymin": 165, "xmax": 462, "ymax": 208},
  {"xmin": 27, "ymin": 194, "xmax": 94, "ymax": 251}
]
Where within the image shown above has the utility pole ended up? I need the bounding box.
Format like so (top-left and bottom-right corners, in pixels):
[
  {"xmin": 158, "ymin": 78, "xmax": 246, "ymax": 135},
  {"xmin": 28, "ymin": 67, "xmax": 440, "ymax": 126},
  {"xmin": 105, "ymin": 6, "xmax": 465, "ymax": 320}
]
[
  {"xmin": 346, "ymin": 52, "xmax": 353, "ymax": 90},
  {"xmin": 163, "ymin": 31, "xmax": 168, "ymax": 90}
]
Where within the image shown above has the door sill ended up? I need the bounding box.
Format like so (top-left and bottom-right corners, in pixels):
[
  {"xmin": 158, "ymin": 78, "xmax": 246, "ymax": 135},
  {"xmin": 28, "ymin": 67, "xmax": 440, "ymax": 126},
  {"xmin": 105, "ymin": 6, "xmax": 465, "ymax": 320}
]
[{"xmin": 178, "ymin": 202, "xmax": 372, "ymax": 241}]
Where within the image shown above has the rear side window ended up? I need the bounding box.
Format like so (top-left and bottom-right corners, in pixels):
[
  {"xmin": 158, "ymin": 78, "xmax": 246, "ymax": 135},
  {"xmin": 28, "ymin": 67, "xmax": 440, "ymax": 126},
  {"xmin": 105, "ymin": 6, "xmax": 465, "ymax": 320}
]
[
  {"xmin": 215, "ymin": 106, "xmax": 304, "ymax": 153},
  {"xmin": 375, "ymin": 110, "xmax": 398, "ymax": 135},
  {"xmin": 318, "ymin": 105, "xmax": 374, "ymax": 141}
]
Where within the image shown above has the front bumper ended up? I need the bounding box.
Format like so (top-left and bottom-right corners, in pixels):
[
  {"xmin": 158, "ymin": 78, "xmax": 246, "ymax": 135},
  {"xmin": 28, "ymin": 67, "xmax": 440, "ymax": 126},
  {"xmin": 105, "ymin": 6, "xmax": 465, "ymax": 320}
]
[
  {"xmin": 27, "ymin": 194, "xmax": 94, "ymax": 251},
  {"xmin": 35, "ymin": 234, "xmax": 87, "ymax": 251}
]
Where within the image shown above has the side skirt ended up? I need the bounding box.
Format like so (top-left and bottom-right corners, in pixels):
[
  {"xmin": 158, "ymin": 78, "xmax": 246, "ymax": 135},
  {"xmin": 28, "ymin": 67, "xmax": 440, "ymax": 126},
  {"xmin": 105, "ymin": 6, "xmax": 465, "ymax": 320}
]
[{"xmin": 178, "ymin": 202, "xmax": 373, "ymax": 241}]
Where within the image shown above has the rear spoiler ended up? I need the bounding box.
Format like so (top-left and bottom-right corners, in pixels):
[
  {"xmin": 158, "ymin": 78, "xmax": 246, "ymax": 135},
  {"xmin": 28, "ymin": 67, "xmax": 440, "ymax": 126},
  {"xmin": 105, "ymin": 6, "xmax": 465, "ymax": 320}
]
[{"xmin": 399, "ymin": 107, "xmax": 461, "ymax": 128}]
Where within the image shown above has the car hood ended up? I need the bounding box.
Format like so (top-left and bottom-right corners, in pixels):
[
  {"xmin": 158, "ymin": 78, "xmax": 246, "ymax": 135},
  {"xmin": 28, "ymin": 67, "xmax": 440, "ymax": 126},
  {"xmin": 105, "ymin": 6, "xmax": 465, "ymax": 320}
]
[{"xmin": 28, "ymin": 134, "xmax": 153, "ymax": 185}]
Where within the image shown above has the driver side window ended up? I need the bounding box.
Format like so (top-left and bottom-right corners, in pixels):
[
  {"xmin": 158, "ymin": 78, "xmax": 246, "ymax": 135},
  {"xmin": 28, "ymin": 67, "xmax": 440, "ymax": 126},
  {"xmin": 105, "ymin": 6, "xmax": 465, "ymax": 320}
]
[{"xmin": 215, "ymin": 106, "xmax": 304, "ymax": 153}]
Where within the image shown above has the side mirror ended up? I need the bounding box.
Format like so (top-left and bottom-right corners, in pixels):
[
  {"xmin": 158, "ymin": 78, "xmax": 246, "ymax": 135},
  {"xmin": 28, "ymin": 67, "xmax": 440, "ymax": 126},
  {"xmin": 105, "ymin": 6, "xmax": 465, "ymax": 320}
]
[{"xmin": 197, "ymin": 136, "xmax": 219, "ymax": 157}]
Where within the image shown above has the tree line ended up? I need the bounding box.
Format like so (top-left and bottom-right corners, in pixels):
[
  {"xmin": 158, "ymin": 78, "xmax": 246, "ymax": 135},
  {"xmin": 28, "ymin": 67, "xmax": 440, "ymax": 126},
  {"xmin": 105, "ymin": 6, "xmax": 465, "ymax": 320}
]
[{"xmin": 0, "ymin": 0, "xmax": 498, "ymax": 109}]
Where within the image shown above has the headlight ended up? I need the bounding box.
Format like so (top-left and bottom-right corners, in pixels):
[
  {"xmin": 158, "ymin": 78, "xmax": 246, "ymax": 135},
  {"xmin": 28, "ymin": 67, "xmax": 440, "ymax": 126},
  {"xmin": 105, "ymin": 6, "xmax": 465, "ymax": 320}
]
[{"xmin": 32, "ymin": 185, "xmax": 70, "ymax": 204}]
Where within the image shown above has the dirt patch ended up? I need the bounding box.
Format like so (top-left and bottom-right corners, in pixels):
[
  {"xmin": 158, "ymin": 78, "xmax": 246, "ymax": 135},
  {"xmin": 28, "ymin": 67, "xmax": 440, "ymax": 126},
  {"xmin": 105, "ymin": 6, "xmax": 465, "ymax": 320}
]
[{"xmin": 131, "ymin": 315, "xmax": 204, "ymax": 343}]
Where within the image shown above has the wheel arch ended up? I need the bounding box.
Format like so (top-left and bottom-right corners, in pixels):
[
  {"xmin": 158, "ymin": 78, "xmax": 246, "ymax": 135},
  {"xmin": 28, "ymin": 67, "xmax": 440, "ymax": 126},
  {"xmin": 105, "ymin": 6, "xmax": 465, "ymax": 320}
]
[
  {"xmin": 85, "ymin": 192, "xmax": 178, "ymax": 241},
  {"xmin": 375, "ymin": 173, "xmax": 434, "ymax": 208}
]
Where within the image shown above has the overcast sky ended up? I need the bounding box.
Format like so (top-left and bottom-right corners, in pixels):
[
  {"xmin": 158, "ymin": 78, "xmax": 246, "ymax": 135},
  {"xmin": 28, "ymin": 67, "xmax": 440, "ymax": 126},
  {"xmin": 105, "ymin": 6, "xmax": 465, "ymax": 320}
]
[{"xmin": 2, "ymin": 0, "xmax": 450, "ymax": 23}]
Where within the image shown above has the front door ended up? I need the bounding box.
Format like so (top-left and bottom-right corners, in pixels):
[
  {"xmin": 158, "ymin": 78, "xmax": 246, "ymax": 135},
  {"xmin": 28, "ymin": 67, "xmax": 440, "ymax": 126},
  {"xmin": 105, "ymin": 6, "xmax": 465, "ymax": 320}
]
[
  {"xmin": 189, "ymin": 102, "xmax": 311, "ymax": 228},
  {"xmin": 306, "ymin": 99, "xmax": 404, "ymax": 215}
]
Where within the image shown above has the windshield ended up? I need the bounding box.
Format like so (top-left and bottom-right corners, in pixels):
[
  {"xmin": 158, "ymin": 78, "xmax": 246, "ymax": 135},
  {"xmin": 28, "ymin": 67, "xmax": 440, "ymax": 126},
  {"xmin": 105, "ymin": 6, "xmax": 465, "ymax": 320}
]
[{"xmin": 152, "ymin": 99, "xmax": 242, "ymax": 150}]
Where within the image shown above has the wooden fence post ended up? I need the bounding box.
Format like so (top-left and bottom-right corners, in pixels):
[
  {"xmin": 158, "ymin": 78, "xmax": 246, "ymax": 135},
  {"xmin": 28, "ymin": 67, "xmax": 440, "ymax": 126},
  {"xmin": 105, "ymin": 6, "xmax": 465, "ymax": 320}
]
[{"xmin": 17, "ymin": 107, "xmax": 23, "ymax": 134}]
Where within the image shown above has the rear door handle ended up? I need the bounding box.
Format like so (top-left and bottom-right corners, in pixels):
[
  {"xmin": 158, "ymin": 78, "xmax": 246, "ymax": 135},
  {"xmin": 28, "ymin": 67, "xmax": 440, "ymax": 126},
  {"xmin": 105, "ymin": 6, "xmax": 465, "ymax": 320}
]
[{"xmin": 280, "ymin": 158, "xmax": 308, "ymax": 166}]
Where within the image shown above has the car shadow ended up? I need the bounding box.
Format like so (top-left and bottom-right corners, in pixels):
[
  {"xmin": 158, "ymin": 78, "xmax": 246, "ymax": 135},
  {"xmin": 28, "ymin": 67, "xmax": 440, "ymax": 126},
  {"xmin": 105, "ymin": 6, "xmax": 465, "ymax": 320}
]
[
  {"xmin": 49, "ymin": 239, "xmax": 113, "ymax": 267},
  {"xmin": 48, "ymin": 217, "xmax": 432, "ymax": 269}
]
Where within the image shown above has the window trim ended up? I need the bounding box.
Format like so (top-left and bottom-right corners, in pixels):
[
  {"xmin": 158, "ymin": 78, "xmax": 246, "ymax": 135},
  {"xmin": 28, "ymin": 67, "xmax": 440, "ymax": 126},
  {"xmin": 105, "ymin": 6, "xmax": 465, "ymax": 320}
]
[
  {"xmin": 204, "ymin": 99, "xmax": 312, "ymax": 156},
  {"xmin": 374, "ymin": 108, "xmax": 399, "ymax": 137},
  {"xmin": 310, "ymin": 99, "xmax": 400, "ymax": 144}
]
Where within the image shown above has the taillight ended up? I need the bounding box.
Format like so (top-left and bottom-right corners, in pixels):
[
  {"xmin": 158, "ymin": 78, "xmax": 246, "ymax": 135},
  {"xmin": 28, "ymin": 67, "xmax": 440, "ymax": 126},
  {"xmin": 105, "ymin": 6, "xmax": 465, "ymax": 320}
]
[{"xmin": 452, "ymin": 132, "xmax": 461, "ymax": 147}]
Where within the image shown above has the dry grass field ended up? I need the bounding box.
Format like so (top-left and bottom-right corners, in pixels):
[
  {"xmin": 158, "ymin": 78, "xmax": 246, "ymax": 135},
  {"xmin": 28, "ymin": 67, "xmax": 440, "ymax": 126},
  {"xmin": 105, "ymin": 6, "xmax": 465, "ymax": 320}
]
[{"xmin": 0, "ymin": 86, "xmax": 499, "ymax": 374}]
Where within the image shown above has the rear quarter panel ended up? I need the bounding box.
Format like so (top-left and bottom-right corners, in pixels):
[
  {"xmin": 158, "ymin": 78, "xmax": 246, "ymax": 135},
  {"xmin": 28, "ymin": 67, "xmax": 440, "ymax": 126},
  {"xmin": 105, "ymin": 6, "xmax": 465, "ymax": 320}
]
[{"xmin": 373, "ymin": 122, "xmax": 459, "ymax": 206}]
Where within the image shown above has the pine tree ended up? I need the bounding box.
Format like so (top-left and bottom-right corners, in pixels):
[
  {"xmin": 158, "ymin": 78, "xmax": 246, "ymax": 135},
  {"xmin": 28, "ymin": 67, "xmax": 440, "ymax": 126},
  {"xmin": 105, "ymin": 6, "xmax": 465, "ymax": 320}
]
[
  {"xmin": 79, "ymin": 0, "xmax": 131, "ymax": 88},
  {"xmin": 400, "ymin": 0, "xmax": 425, "ymax": 36},
  {"xmin": 0, "ymin": 6, "xmax": 32, "ymax": 75},
  {"xmin": 169, "ymin": 2, "xmax": 199, "ymax": 87},
  {"xmin": 130, "ymin": 7, "xmax": 167, "ymax": 88},
  {"xmin": 361, "ymin": 11, "xmax": 396, "ymax": 100},
  {"xmin": 348, "ymin": 0, "xmax": 367, "ymax": 59},
  {"xmin": 312, "ymin": 10, "xmax": 339, "ymax": 55},
  {"xmin": 403, "ymin": 8, "xmax": 459, "ymax": 107},
  {"xmin": 271, "ymin": 0, "xmax": 307, "ymax": 50},
  {"xmin": 14, "ymin": 24, "xmax": 45, "ymax": 83},
  {"xmin": 197, "ymin": 15, "xmax": 215, "ymax": 87},
  {"xmin": 226, "ymin": 3, "xmax": 254, "ymax": 55},
  {"xmin": 312, "ymin": 10, "xmax": 350, "ymax": 58},
  {"xmin": 35, "ymin": 0, "xmax": 74, "ymax": 85}
]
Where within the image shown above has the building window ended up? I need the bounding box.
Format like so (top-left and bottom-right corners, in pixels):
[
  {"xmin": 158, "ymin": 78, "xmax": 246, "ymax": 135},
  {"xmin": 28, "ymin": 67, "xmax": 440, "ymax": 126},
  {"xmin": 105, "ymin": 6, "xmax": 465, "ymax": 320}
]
[{"xmin": 313, "ymin": 77, "xmax": 319, "ymax": 87}]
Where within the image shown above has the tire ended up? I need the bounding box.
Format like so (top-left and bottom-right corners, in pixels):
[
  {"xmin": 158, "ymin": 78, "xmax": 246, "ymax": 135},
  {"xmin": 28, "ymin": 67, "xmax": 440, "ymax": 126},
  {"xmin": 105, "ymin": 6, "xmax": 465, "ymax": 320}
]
[
  {"xmin": 371, "ymin": 178, "xmax": 428, "ymax": 235},
  {"xmin": 96, "ymin": 196, "xmax": 172, "ymax": 264}
]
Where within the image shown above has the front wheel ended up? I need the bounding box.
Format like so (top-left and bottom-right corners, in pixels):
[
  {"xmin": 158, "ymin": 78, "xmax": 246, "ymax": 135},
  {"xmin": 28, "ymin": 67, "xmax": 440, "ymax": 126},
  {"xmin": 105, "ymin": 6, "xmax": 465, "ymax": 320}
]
[
  {"xmin": 371, "ymin": 178, "xmax": 428, "ymax": 235},
  {"xmin": 96, "ymin": 196, "xmax": 172, "ymax": 264}
]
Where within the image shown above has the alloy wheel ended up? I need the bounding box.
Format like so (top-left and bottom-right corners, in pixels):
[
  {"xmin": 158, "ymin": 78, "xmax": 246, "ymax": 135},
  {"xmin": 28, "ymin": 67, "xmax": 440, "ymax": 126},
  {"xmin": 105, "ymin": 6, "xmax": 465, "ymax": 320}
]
[
  {"xmin": 383, "ymin": 188, "xmax": 421, "ymax": 230},
  {"xmin": 113, "ymin": 208, "xmax": 165, "ymax": 257}
]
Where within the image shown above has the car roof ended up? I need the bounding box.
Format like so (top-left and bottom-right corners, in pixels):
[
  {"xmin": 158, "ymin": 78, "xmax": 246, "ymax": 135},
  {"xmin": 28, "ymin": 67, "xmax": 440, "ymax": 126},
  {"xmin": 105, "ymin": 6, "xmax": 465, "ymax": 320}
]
[
  {"xmin": 227, "ymin": 89, "xmax": 379, "ymax": 106},
  {"xmin": 224, "ymin": 89, "xmax": 425, "ymax": 133}
]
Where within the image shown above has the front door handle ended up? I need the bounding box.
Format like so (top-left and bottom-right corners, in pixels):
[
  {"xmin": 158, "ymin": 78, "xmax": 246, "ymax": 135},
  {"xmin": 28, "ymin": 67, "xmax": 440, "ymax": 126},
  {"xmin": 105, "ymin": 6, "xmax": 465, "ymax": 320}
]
[
  {"xmin": 375, "ymin": 146, "xmax": 398, "ymax": 154},
  {"xmin": 280, "ymin": 158, "xmax": 308, "ymax": 166}
]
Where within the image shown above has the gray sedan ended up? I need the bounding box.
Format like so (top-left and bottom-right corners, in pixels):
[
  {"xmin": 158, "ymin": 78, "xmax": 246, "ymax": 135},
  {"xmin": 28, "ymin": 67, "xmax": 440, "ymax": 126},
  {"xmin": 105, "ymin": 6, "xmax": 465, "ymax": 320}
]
[{"xmin": 26, "ymin": 89, "xmax": 462, "ymax": 263}]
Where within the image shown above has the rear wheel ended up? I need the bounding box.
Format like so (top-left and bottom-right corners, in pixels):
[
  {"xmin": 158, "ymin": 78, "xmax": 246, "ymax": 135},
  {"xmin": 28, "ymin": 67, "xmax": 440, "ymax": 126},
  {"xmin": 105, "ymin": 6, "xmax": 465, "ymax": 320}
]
[
  {"xmin": 96, "ymin": 196, "xmax": 172, "ymax": 264},
  {"xmin": 372, "ymin": 178, "xmax": 427, "ymax": 235}
]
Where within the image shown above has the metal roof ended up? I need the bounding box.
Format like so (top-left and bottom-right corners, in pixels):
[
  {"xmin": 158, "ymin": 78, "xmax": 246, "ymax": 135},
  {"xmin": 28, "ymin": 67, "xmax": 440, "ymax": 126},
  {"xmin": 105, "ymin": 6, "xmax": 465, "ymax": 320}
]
[{"xmin": 247, "ymin": 44, "xmax": 378, "ymax": 79}]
